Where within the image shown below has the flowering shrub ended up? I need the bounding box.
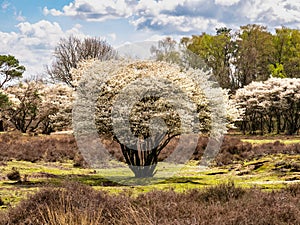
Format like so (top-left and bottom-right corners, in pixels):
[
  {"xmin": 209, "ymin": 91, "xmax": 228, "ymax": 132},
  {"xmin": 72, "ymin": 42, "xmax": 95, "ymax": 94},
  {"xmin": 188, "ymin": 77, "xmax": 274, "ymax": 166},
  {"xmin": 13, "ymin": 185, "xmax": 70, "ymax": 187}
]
[
  {"xmin": 233, "ymin": 77, "xmax": 300, "ymax": 134},
  {"xmin": 1, "ymin": 81, "xmax": 73, "ymax": 134},
  {"xmin": 73, "ymin": 59, "xmax": 238, "ymax": 177}
]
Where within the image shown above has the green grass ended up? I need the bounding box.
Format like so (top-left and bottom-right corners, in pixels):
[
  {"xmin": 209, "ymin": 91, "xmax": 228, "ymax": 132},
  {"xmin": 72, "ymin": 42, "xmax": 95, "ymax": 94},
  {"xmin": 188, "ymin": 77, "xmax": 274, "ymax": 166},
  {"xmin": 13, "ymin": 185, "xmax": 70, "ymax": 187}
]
[
  {"xmin": 1, "ymin": 152, "xmax": 299, "ymax": 209},
  {"xmin": 1, "ymin": 132, "xmax": 300, "ymax": 207},
  {"xmin": 241, "ymin": 139, "xmax": 300, "ymax": 144}
]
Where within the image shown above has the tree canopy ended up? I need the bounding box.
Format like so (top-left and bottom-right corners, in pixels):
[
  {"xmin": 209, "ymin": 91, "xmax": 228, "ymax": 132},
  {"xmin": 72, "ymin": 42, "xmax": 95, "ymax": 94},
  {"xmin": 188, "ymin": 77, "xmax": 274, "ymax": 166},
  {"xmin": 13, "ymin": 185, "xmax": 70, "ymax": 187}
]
[
  {"xmin": 47, "ymin": 36, "xmax": 117, "ymax": 87},
  {"xmin": 72, "ymin": 59, "xmax": 236, "ymax": 177},
  {"xmin": 168, "ymin": 24, "xmax": 300, "ymax": 92},
  {"xmin": 272, "ymin": 27, "xmax": 300, "ymax": 78},
  {"xmin": 182, "ymin": 29, "xmax": 234, "ymax": 90},
  {"xmin": 233, "ymin": 78, "xmax": 300, "ymax": 135},
  {"xmin": 1, "ymin": 81, "xmax": 73, "ymax": 134},
  {"xmin": 0, "ymin": 55, "xmax": 25, "ymax": 88}
]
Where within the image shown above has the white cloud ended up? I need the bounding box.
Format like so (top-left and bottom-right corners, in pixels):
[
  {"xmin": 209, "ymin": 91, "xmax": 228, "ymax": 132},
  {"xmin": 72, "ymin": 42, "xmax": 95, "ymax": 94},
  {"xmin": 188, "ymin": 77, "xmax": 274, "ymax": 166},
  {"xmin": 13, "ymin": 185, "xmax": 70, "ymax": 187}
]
[
  {"xmin": 214, "ymin": 0, "xmax": 241, "ymax": 6},
  {"xmin": 43, "ymin": 7, "xmax": 63, "ymax": 16},
  {"xmin": 42, "ymin": 0, "xmax": 300, "ymax": 34},
  {"xmin": 117, "ymin": 40, "xmax": 157, "ymax": 59},
  {"xmin": 144, "ymin": 34, "xmax": 170, "ymax": 42},
  {"xmin": 44, "ymin": 0, "xmax": 133, "ymax": 21},
  {"xmin": 0, "ymin": 20, "xmax": 86, "ymax": 78},
  {"xmin": 240, "ymin": 0, "xmax": 300, "ymax": 25},
  {"xmin": 143, "ymin": 15, "xmax": 226, "ymax": 33}
]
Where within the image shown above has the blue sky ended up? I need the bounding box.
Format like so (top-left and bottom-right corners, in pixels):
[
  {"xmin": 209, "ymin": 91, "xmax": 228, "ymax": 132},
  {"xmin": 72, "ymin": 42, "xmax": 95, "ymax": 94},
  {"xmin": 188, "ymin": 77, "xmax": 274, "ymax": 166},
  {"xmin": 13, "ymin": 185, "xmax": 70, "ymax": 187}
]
[{"xmin": 0, "ymin": 0, "xmax": 300, "ymax": 77}]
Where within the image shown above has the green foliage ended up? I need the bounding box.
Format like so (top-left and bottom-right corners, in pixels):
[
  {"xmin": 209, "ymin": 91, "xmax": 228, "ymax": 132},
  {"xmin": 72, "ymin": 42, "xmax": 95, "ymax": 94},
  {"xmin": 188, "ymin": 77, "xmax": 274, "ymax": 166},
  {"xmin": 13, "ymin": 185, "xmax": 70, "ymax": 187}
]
[
  {"xmin": 0, "ymin": 91, "xmax": 9, "ymax": 108},
  {"xmin": 234, "ymin": 24, "xmax": 275, "ymax": 87},
  {"xmin": 182, "ymin": 25, "xmax": 276, "ymax": 90},
  {"xmin": 272, "ymin": 27, "xmax": 300, "ymax": 78},
  {"xmin": 0, "ymin": 55, "xmax": 25, "ymax": 88},
  {"xmin": 181, "ymin": 24, "xmax": 300, "ymax": 91},
  {"xmin": 268, "ymin": 63, "xmax": 286, "ymax": 78},
  {"xmin": 183, "ymin": 29, "xmax": 234, "ymax": 90}
]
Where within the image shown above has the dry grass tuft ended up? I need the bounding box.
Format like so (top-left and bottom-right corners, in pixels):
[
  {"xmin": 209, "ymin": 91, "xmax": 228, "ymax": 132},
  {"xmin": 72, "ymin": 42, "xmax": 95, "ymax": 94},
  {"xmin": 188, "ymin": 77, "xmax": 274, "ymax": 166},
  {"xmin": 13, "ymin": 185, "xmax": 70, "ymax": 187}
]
[{"xmin": 1, "ymin": 182, "xmax": 299, "ymax": 225}]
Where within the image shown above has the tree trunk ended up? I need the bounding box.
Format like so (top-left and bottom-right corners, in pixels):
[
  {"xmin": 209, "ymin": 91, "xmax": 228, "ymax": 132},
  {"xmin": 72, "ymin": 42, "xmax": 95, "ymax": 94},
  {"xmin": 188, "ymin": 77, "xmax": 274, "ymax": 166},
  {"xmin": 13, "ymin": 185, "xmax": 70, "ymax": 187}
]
[
  {"xmin": 0, "ymin": 120, "xmax": 3, "ymax": 132},
  {"xmin": 120, "ymin": 143, "xmax": 158, "ymax": 178}
]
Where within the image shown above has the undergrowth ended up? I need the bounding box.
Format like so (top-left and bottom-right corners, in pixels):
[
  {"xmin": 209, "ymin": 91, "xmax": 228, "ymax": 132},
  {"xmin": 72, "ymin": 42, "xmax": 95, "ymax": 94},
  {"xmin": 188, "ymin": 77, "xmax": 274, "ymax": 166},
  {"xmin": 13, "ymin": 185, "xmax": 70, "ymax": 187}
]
[
  {"xmin": 1, "ymin": 132, "xmax": 300, "ymax": 167},
  {"xmin": 0, "ymin": 182, "xmax": 299, "ymax": 225}
]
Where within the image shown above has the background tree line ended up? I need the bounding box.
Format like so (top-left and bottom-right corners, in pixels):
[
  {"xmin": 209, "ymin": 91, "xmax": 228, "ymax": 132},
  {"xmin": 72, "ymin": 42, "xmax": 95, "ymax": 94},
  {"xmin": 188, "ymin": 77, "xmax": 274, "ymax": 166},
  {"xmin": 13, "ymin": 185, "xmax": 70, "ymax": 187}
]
[
  {"xmin": 0, "ymin": 36, "xmax": 116, "ymax": 134},
  {"xmin": 150, "ymin": 24, "xmax": 300, "ymax": 135},
  {"xmin": 1, "ymin": 24, "xmax": 300, "ymax": 136},
  {"xmin": 152, "ymin": 24, "xmax": 300, "ymax": 93},
  {"xmin": 233, "ymin": 78, "xmax": 300, "ymax": 135},
  {"xmin": 1, "ymin": 23, "xmax": 300, "ymax": 176}
]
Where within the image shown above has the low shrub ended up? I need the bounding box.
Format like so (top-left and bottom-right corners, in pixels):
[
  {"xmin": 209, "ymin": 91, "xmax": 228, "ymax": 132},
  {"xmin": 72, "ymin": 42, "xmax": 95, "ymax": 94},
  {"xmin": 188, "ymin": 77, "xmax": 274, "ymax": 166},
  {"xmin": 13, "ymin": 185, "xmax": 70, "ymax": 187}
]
[
  {"xmin": 200, "ymin": 181, "xmax": 246, "ymax": 203},
  {"xmin": 286, "ymin": 183, "xmax": 300, "ymax": 197},
  {"xmin": 1, "ymin": 182, "xmax": 300, "ymax": 225},
  {"xmin": 214, "ymin": 137, "xmax": 300, "ymax": 165},
  {"xmin": 6, "ymin": 169, "xmax": 21, "ymax": 181},
  {"xmin": 0, "ymin": 132, "xmax": 83, "ymax": 165},
  {"xmin": 1, "ymin": 132, "xmax": 299, "ymax": 167}
]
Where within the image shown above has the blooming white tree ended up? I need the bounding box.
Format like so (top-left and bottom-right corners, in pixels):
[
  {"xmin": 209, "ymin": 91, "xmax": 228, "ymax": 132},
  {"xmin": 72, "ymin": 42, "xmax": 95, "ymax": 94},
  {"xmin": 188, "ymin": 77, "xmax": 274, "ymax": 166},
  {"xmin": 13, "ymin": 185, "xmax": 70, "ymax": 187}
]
[
  {"xmin": 41, "ymin": 83, "xmax": 74, "ymax": 133},
  {"xmin": 73, "ymin": 59, "xmax": 238, "ymax": 177},
  {"xmin": 233, "ymin": 77, "xmax": 300, "ymax": 135},
  {"xmin": 1, "ymin": 81, "xmax": 73, "ymax": 134}
]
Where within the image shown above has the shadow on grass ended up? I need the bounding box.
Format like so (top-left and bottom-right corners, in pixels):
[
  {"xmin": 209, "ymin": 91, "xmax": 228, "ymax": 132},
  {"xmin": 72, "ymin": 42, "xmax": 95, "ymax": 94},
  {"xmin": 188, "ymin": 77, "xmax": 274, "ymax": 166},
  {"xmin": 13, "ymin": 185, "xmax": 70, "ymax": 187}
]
[{"xmin": 3, "ymin": 173, "xmax": 212, "ymax": 188}]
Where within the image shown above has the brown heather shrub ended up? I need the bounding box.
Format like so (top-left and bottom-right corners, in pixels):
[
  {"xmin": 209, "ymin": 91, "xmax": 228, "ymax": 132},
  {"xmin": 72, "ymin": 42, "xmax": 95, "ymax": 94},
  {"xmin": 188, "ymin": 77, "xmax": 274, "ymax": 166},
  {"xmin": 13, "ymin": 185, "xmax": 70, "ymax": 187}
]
[
  {"xmin": 1, "ymin": 131, "xmax": 300, "ymax": 167},
  {"xmin": 199, "ymin": 181, "xmax": 246, "ymax": 203},
  {"xmin": 1, "ymin": 182, "xmax": 299, "ymax": 225},
  {"xmin": 0, "ymin": 132, "xmax": 85, "ymax": 166},
  {"xmin": 213, "ymin": 136, "xmax": 300, "ymax": 166},
  {"xmin": 1, "ymin": 182, "xmax": 132, "ymax": 225},
  {"xmin": 6, "ymin": 169, "xmax": 21, "ymax": 181},
  {"xmin": 141, "ymin": 135, "xmax": 300, "ymax": 166},
  {"xmin": 286, "ymin": 183, "xmax": 300, "ymax": 197},
  {"xmin": 0, "ymin": 132, "xmax": 122, "ymax": 166}
]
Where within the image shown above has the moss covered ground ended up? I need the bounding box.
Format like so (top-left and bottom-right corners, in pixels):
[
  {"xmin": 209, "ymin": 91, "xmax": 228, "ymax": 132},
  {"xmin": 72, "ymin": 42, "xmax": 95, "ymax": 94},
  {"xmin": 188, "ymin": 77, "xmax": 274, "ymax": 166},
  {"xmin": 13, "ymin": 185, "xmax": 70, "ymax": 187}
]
[{"xmin": 0, "ymin": 145, "xmax": 299, "ymax": 209}]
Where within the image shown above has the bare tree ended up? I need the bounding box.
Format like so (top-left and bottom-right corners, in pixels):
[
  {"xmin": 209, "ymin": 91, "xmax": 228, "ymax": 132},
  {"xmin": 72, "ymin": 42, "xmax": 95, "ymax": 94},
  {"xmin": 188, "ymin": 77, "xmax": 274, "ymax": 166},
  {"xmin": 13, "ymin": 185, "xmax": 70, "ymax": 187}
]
[
  {"xmin": 47, "ymin": 36, "xmax": 117, "ymax": 87},
  {"xmin": 150, "ymin": 37, "xmax": 180, "ymax": 64}
]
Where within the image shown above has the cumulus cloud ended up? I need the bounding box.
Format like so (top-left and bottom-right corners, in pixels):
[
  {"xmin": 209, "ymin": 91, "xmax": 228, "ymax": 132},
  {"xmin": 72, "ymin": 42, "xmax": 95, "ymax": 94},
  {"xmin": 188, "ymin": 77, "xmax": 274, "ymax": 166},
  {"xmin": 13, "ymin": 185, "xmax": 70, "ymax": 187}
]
[
  {"xmin": 132, "ymin": 14, "xmax": 226, "ymax": 34},
  {"xmin": 0, "ymin": 20, "xmax": 85, "ymax": 78},
  {"xmin": 43, "ymin": 0, "xmax": 133, "ymax": 21},
  {"xmin": 214, "ymin": 0, "xmax": 241, "ymax": 6},
  {"xmin": 44, "ymin": 0, "xmax": 300, "ymax": 34},
  {"xmin": 240, "ymin": 0, "xmax": 300, "ymax": 26},
  {"xmin": 43, "ymin": 7, "xmax": 63, "ymax": 16}
]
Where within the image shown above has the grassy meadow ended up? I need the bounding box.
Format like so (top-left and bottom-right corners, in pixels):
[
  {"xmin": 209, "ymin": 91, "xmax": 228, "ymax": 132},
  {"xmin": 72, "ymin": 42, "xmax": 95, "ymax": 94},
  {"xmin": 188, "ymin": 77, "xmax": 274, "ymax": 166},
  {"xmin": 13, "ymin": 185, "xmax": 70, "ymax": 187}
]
[{"xmin": 0, "ymin": 132, "xmax": 299, "ymax": 224}]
